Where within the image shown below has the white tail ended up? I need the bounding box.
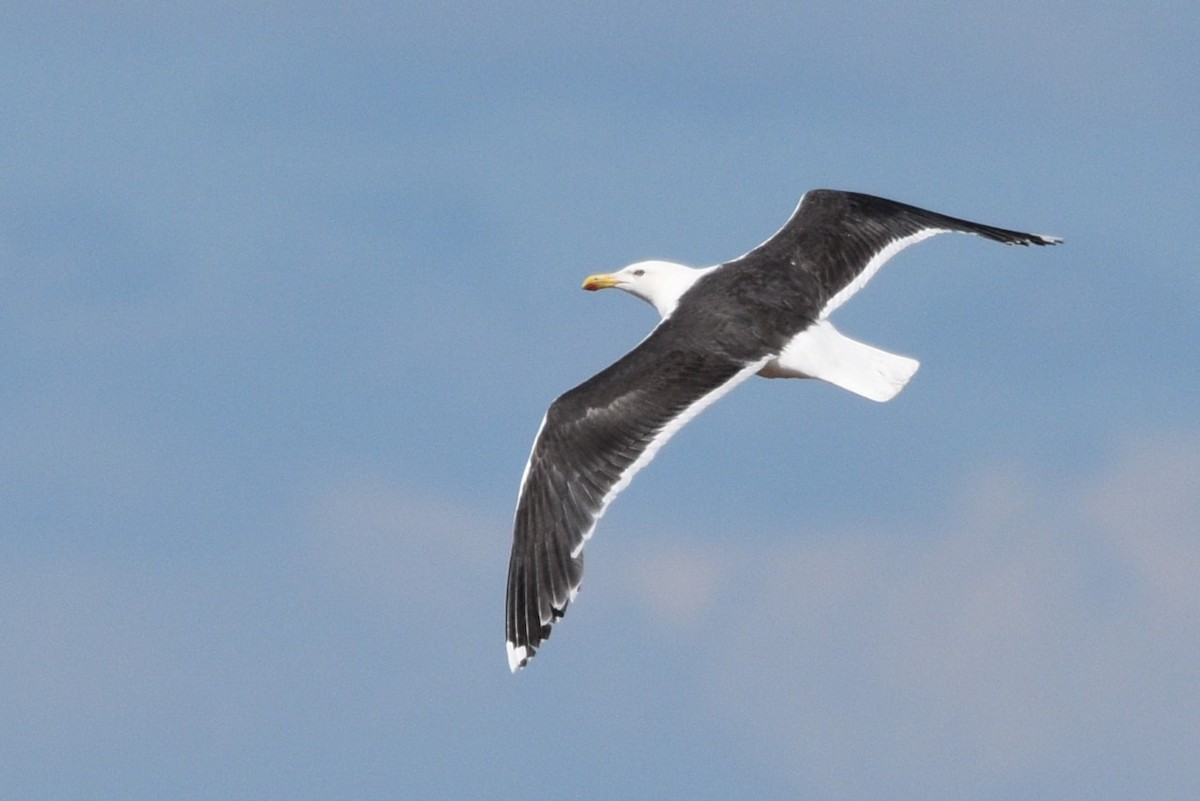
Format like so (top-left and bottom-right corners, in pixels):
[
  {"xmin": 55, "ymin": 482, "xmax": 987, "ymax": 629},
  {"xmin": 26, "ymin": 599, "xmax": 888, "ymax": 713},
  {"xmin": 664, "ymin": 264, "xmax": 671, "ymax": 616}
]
[{"xmin": 758, "ymin": 319, "xmax": 919, "ymax": 402}]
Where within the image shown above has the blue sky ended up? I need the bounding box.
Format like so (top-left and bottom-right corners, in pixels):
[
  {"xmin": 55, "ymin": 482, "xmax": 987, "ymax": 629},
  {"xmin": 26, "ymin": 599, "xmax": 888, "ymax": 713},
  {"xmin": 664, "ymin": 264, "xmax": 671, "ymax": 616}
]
[{"xmin": 3, "ymin": 3, "xmax": 1198, "ymax": 799}]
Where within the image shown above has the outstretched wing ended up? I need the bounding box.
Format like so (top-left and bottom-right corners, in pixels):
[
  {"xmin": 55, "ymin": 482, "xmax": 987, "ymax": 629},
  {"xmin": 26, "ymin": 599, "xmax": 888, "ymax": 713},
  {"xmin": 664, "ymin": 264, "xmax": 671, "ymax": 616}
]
[
  {"xmin": 506, "ymin": 322, "xmax": 768, "ymax": 671},
  {"xmin": 506, "ymin": 190, "xmax": 1060, "ymax": 672},
  {"xmin": 735, "ymin": 189, "xmax": 1062, "ymax": 319}
]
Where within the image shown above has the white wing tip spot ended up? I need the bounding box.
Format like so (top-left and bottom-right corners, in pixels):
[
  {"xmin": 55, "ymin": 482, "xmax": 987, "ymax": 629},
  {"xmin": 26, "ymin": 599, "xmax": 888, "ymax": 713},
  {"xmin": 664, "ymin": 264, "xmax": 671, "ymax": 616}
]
[{"xmin": 507, "ymin": 641, "xmax": 529, "ymax": 673}]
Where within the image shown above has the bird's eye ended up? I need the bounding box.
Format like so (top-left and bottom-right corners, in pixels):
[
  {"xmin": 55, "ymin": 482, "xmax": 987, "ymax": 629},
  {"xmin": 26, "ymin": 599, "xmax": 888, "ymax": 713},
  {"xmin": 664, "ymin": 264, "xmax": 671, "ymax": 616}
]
[{"xmin": 633, "ymin": 268, "xmax": 645, "ymax": 277}]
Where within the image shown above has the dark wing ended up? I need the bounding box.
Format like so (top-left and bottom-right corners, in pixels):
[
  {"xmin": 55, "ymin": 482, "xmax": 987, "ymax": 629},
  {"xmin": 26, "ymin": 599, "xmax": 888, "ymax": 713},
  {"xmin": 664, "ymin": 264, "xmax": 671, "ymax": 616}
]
[
  {"xmin": 506, "ymin": 322, "xmax": 766, "ymax": 671},
  {"xmin": 735, "ymin": 189, "xmax": 1062, "ymax": 319}
]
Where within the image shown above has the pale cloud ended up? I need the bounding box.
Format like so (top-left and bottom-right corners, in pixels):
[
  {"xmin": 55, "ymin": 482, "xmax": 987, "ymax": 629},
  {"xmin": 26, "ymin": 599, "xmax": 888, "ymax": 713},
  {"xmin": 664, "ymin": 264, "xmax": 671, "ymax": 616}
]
[
  {"xmin": 0, "ymin": 557, "xmax": 277, "ymax": 759},
  {"xmin": 618, "ymin": 431, "xmax": 1200, "ymax": 799},
  {"xmin": 627, "ymin": 544, "xmax": 727, "ymax": 627},
  {"xmin": 0, "ymin": 476, "xmax": 511, "ymax": 792},
  {"xmin": 1085, "ymin": 433, "xmax": 1200, "ymax": 611},
  {"xmin": 302, "ymin": 476, "xmax": 502, "ymax": 619},
  {"xmin": 291, "ymin": 438, "xmax": 1199, "ymax": 799}
]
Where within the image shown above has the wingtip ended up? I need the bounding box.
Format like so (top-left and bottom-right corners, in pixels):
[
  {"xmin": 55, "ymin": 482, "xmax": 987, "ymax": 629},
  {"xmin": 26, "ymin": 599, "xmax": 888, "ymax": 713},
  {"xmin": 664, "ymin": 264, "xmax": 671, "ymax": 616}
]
[
  {"xmin": 506, "ymin": 641, "xmax": 529, "ymax": 673},
  {"xmin": 1000, "ymin": 232, "xmax": 1062, "ymax": 247}
]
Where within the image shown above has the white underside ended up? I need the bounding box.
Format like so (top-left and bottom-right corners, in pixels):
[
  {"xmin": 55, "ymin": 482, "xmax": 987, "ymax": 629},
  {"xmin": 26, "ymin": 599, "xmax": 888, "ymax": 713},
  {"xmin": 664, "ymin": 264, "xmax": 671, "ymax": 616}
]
[{"xmin": 759, "ymin": 319, "xmax": 919, "ymax": 402}]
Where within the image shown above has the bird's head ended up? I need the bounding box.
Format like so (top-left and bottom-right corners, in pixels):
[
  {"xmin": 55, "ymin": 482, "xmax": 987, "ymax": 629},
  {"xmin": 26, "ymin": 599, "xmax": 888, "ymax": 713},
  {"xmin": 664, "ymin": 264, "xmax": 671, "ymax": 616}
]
[{"xmin": 581, "ymin": 260, "xmax": 704, "ymax": 318}]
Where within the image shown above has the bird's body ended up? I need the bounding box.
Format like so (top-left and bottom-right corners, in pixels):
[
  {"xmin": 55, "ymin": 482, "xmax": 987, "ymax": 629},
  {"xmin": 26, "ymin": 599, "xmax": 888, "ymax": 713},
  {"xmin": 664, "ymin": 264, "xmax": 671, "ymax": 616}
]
[{"xmin": 506, "ymin": 189, "xmax": 1060, "ymax": 671}]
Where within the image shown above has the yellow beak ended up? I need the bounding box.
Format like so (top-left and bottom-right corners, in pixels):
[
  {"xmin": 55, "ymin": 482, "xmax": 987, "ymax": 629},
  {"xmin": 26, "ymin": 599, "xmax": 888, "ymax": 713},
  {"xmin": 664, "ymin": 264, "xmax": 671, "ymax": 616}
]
[{"xmin": 582, "ymin": 273, "xmax": 620, "ymax": 291}]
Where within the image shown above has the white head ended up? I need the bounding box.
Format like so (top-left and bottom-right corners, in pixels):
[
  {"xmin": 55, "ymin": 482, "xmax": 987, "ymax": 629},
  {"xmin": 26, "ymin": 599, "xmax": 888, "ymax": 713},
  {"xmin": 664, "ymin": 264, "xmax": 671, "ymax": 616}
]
[{"xmin": 581, "ymin": 260, "xmax": 708, "ymax": 318}]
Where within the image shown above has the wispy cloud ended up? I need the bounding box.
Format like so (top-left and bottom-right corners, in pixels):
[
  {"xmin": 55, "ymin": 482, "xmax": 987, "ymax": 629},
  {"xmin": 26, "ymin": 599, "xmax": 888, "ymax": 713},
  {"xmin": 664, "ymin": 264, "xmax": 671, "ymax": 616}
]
[
  {"xmin": 613, "ymin": 431, "xmax": 1200, "ymax": 798},
  {"xmin": 301, "ymin": 476, "xmax": 504, "ymax": 634}
]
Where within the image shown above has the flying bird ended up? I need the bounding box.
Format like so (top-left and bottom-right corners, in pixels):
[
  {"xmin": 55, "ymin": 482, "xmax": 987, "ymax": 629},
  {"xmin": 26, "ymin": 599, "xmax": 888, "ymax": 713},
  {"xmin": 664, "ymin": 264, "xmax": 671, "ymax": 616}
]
[{"xmin": 506, "ymin": 189, "xmax": 1060, "ymax": 671}]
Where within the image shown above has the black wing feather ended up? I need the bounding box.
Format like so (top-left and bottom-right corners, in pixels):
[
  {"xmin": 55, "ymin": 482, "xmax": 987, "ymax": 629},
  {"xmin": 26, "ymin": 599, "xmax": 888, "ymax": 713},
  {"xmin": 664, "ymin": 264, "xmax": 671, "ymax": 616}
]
[
  {"xmin": 506, "ymin": 322, "xmax": 753, "ymax": 669},
  {"xmin": 734, "ymin": 189, "xmax": 1061, "ymax": 315}
]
